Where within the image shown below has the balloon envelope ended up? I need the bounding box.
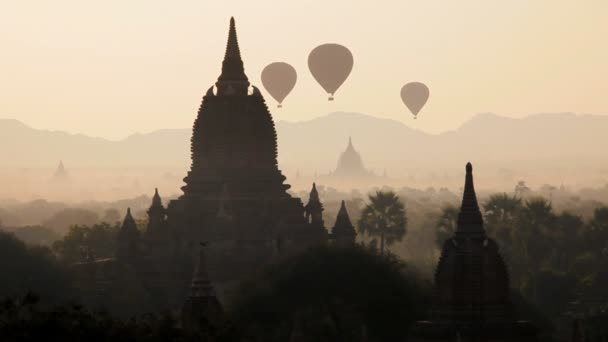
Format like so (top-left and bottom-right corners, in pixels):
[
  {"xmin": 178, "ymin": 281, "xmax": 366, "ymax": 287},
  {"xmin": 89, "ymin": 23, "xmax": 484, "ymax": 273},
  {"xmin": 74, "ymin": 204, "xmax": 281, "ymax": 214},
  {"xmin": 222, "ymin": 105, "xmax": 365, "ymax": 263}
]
[
  {"xmin": 400, "ymin": 82, "xmax": 430, "ymax": 116},
  {"xmin": 261, "ymin": 62, "xmax": 297, "ymax": 108},
  {"xmin": 308, "ymin": 44, "xmax": 353, "ymax": 100}
]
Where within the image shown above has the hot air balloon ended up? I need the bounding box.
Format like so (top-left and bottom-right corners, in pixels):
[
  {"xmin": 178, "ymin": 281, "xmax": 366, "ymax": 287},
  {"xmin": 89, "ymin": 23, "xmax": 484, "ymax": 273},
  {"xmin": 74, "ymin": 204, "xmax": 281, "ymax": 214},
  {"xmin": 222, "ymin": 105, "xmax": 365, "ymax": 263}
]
[
  {"xmin": 400, "ymin": 82, "xmax": 429, "ymax": 119},
  {"xmin": 261, "ymin": 62, "xmax": 297, "ymax": 108},
  {"xmin": 308, "ymin": 44, "xmax": 353, "ymax": 101}
]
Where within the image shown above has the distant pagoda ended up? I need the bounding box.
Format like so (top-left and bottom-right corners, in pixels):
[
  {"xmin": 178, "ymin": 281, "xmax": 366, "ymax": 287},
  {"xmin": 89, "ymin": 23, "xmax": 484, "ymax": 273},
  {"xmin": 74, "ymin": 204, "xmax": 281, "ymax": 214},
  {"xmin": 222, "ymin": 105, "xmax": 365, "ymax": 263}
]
[
  {"xmin": 331, "ymin": 137, "xmax": 375, "ymax": 179},
  {"xmin": 52, "ymin": 160, "xmax": 69, "ymax": 180},
  {"xmin": 410, "ymin": 163, "xmax": 537, "ymax": 341}
]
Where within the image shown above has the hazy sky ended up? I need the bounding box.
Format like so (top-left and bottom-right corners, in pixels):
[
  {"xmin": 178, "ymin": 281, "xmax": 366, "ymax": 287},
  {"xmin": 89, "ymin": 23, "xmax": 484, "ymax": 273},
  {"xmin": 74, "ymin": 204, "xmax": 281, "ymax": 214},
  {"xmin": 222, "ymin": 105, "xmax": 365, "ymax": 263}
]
[{"xmin": 1, "ymin": 1, "xmax": 607, "ymax": 139}]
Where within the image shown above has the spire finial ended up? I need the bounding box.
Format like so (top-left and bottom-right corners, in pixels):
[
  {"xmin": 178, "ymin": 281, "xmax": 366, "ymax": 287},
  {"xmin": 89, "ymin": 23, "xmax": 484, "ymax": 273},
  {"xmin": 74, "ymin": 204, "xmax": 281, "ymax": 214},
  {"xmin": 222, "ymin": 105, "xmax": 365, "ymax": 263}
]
[
  {"xmin": 151, "ymin": 188, "xmax": 163, "ymax": 207},
  {"xmin": 456, "ymin": 162, "xmax": 484, "ymax": 233},
  {"xmin": 309, "ymin": 182, "xmax": 320, "ymax": 202},
  {"xmin": 217, "ymin": 17, "xmax": 248, "ymax": 86}
]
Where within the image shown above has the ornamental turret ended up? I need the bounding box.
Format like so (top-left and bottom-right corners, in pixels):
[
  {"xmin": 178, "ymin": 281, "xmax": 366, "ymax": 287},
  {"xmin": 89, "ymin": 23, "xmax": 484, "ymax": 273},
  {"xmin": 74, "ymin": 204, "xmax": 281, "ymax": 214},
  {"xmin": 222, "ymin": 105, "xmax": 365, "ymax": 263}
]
[
  {"xmin": 181, "ymin": 243, "xmax": 224, "ymax": 333},
  {"xmin": 304, "ymin": 183, "xmax": 324, "ymax": 227},
  {"xmin": 117, "ymin": 208, "xmax": 140, "ymax": 261},
  {"xmin": 331, "ymin": 200, "xmax": 356, "ymax": 243}
]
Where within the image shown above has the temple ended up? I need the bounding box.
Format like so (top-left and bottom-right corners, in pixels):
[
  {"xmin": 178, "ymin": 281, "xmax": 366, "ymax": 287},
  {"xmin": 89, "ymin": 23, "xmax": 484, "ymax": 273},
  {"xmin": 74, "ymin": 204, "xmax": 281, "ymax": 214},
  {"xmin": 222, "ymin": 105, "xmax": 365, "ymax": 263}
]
[
  {"xmin": 331, "ymin": 200, "xmax": 357, "ymax": 244},
  {"xmin": 71, "ymin": 18, "xmax": 349, "ymax": 320},
  {"xmin": 163, "ymin": 17, "xmax": 329, "ymax": 304},
  {"xmin": 331, "ymin": 137, "xmax": 375, "ymax": 179},
  {"xmin": 410, "ymin": 163, "xmax": 537, "ymax": 341},
  {"xmin": 52, "ymin": 160, "xmax": 69, "ymax": 180}
]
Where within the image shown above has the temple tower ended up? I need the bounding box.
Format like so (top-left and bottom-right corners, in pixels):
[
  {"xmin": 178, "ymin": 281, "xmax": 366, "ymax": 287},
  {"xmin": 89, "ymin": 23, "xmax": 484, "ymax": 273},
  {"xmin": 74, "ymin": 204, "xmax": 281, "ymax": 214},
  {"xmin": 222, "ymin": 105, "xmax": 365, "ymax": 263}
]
[
  {"xmin": 304, "ymin": 183, "xmax": 324, "ymax": 227},
  {"xmin": 165, "ymin": 18, "xmax": 326, "ymax": 304},
  {"xmin": 144, "ymin": 189, "xmax": 169, "ymax": 254},
  {"xmin": 332, "ymin": 137, "xmax": 373, "ymax": 178},
  {"xmin": 182, "ymin": 243, "xmax": 224, "ymax": 334},
  {"xmin": 331, "ymin": 200, "xmax": 357, "ymax": 244},
  {"xmin": 410, "ymin": 163, "xmax": 537, "ymax": 341},
  {"xmin": 117, "ymin": 208, "xmax": 140, "ymax": 262}
]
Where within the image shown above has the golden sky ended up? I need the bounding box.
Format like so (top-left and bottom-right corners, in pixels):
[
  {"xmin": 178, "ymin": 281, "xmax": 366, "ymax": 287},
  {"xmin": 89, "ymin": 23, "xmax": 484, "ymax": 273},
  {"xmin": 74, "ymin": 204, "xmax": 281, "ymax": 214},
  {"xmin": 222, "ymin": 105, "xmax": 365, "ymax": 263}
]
[{"xmin": 1, "ymin": 0, "xmax": 607, "ymax": 139}]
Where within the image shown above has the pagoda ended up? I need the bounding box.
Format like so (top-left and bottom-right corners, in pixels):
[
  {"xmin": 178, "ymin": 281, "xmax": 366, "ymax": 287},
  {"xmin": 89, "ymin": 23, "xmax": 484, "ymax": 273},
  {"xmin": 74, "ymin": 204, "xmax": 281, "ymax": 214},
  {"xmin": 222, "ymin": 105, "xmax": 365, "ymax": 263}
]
[
  {"xmin": 410, "ymin": 163, "xmax": 537, "ymax": 341},
  {"xmin": 165, "ymin": 18, "xmax": 327, "ymax": 303},
  {"xmin": 331, "ymin": 137, "xmax": 374, "ymax": 179}
]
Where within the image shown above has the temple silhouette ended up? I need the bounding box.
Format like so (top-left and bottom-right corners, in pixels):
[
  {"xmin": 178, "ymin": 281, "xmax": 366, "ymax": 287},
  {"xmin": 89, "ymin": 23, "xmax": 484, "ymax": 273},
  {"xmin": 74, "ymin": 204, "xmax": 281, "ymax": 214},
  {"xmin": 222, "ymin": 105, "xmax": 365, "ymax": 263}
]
[
  {"xmin": 52, "ymin": 160, "xmax": 69, "ymax": 181},
  {"xmin": 72, "ymin": 17, "xmax": 355, "ymax": 320},
  {"xmin": 410, "ymin": 163, "xmax": 537, "ymax": 341},
  {"xmin": 330, "ymin": 137, "xmax": 376, "ymax": 179}
]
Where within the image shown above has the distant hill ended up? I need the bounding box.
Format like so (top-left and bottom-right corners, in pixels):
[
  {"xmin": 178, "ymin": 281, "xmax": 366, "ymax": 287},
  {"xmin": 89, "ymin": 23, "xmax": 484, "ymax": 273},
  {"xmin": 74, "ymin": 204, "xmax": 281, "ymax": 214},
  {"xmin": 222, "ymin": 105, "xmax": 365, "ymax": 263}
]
[{"xmin": 1, "ymin": 112, "xmax": 607, "ymax": 171}]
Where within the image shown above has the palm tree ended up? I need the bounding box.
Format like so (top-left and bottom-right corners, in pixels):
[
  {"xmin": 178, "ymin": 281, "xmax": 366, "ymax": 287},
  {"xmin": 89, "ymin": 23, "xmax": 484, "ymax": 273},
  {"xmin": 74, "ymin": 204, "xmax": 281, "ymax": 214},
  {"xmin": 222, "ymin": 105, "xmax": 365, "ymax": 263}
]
[{"xmin": 357, "ymin": 191, "xmax": 407, "ymax": 255}]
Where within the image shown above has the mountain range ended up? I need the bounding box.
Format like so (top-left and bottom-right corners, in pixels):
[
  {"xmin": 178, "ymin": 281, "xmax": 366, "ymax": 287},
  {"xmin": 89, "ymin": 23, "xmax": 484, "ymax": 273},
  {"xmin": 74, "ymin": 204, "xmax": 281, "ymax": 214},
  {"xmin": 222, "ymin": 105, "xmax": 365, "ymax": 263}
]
[{"xmin": 1, "ymin": 112, "xmax": 607, "ymax": 173}]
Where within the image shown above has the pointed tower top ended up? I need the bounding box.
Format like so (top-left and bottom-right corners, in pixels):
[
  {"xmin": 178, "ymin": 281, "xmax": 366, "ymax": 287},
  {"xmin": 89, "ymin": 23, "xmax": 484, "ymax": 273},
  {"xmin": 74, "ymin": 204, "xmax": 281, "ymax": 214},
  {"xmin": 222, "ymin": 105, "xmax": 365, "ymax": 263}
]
[
  {"xmin": 334, "ymin": 200, "xmax": 354, "ymax": 228},
  {"xmin": 347, "ymin": 136, "xmax": 354, "ymax": 150},
  {"xmin": 151, "ymin": 188, "xmax": 162, "ymax": 207},
  {"xmin": 456, "ymin": 162, "xmax": 484, "ymax": 233},
  {"xmin": 122, "ymin": 208, "xmax": 137, "ymax": 230},
  {"xmin": 190, "ymin": 242, "xmax": 216, "ymax": 298},
  {"xmin": 309, "ymin": 182, "xmax": 320, "ymax": 203},
  {"xmin": 217, "ymin": 17, "xmax": 248, "ymax": 85}
]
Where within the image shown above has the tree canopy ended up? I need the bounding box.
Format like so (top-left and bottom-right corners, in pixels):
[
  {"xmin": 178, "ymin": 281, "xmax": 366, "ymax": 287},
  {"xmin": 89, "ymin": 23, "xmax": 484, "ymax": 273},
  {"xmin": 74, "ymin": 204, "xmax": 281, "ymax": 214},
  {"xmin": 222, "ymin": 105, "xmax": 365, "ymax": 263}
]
[{"xmin": 231, "ymin": 244, "xmax": 428, "ymax": 342}]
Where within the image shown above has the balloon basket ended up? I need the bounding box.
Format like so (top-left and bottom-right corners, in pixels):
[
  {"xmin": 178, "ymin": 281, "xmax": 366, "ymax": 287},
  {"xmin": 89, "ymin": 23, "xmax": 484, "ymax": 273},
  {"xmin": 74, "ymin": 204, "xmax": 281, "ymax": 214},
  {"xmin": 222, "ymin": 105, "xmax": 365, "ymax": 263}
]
[
  {"xmin": 328, "ymin": 96, "xmax": 334, "ymax": 101},
  {"xmin": 277, "ymin": 104, "xmax": 282, "ymax": 108}
]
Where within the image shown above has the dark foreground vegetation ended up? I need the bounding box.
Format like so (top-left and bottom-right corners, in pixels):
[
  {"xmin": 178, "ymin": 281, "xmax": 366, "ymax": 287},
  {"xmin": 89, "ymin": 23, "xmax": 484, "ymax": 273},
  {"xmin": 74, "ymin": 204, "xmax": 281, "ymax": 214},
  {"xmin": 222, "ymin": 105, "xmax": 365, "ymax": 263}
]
[{"xmin": 2, "ymin": 185, "xmax": 608, "ymax": 340}]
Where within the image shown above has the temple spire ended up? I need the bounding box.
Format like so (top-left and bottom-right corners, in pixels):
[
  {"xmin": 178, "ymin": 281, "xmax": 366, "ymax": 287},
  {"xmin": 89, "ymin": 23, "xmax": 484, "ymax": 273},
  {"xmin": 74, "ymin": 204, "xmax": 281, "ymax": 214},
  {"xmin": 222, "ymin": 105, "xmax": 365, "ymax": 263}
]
[
  {"xmin": 117, "ymin": 208, "xmax": 140, "ymax": 260},
  {"xmin": 217, "ymin": 17, "xmax": 248, "ymax": 88},
  {"xmin": 335, "ymin": 200, "xmax": 353, "ymax": 228},
  {"xmin": 151, "ymin": 188, "xmax": 162, "ymax": 207},
  {"xmin": 456, "ymin": 162, "xmax": 484, "ymax": 233},
  {"xmin": 332, "ymin": 200, "xmax": 356, "ymax": 243},
  {"xmin": 190, "ymin": 242, "xmax": 216, "ymax": 298},
  {"xmin": 304, "ymin": 183, "xmax": 324, "ymax": 227}
]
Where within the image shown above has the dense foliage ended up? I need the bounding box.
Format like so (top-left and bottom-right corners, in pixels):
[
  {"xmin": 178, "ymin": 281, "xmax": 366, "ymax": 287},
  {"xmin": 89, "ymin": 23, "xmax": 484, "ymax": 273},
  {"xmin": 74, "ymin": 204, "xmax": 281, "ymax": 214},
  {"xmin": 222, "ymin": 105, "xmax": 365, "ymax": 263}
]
[
  {"xmin": 231, "ymin": 244, "xmax": 429, "ymax": 342},
  {"xmin": 52, "ymin": 223, "xmax": 120, "ymax": 263},
  {"xmin": 0, "ymin": 231, "xmax": 72, "ymax": 305},
  {"xmin": 0, "ymin": 293, "xmax": 217, "ymax": 342}
]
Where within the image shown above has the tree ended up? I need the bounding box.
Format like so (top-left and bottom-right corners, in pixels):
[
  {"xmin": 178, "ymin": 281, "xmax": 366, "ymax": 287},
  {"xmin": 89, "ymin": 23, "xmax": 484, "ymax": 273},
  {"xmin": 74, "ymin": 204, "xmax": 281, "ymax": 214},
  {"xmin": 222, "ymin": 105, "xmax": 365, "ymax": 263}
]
[
  {"xmin": 435, "ymin": 205, "xmax": 459, "ymax": 249},
  {"xmin": 0, "ymin": 231, "xmax": 72, "ymax": 304},
  {"xmin": 10, "ymin": 226, "xmax": 60, "ymax": 246},
  {"xmin": 484, "ymin": 193, "xmax": 522, "ymax": 227},
  {"xmin": 357, "ymin": 191, "xmax": 407, "ymax": 255},
  {"xmin": 52, "ymin": 223, "xmax": 119, "ymax": 263},
  {"xmin": 0, "ymin": 292, "xmax": 235, "ymax": 341},
  {"xmin": 587, "ymin": 206, "xmax": 608, "ymax": 257},
  {"xmin": 231, "ymin": 244, "xmax": 428, "ymax": 342}
]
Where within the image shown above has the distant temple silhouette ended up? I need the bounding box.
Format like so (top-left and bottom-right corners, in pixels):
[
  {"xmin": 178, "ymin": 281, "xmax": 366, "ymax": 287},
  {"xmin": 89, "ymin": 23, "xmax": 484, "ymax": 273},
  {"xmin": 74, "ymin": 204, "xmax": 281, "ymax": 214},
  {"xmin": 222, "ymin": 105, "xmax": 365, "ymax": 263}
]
[
  {"xmin": 410, "ymin": 163, "xmax": 537, "ymax": 341},
  {"xmin": 328, "ymin": 137, "xmax": 377, "ymax": 180},
  {"xmin": 72, "ymin": 18, "xmax": 354, "ymax": 325},
  {"xmin": 52, "ymin": 160, "xmax": 69, "ymax": 180}
]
